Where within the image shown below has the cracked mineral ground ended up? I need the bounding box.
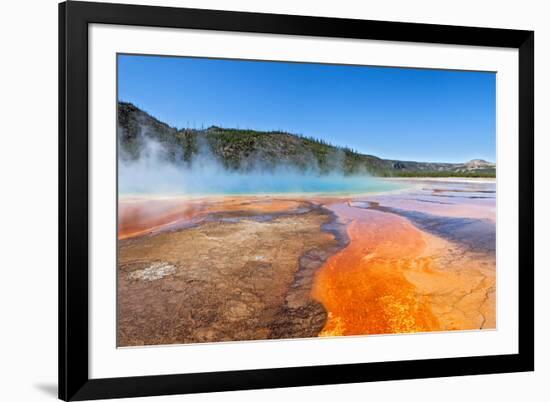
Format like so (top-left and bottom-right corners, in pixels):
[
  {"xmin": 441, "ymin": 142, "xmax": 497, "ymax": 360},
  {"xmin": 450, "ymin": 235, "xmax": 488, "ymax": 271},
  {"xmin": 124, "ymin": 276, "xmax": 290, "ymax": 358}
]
[{"xmin": 117, "ymin": 178, "xmax": 496, "ymax": 346}]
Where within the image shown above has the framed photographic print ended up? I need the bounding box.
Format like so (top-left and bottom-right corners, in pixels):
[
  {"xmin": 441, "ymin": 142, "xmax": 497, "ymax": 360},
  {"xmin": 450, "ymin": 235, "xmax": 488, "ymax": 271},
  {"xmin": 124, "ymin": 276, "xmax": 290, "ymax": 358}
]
[{"xmin": 59, "ymin": 1, "xmax": 534, "ymax": 400}]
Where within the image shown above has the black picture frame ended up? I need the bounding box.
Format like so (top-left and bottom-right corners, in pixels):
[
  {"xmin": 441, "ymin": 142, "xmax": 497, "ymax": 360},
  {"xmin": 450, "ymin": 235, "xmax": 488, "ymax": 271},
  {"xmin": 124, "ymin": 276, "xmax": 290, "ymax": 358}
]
[{"xmin": 59, "ymin": 1, "xmax": 534, "ymax": 400}]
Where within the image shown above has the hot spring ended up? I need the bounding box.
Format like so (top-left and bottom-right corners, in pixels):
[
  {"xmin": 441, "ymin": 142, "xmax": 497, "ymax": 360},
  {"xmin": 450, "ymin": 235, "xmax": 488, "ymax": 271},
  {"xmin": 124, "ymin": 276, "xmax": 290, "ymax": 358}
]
[{"xmin": 118, "ymin": 168, "xmax": 401, "ymax": 196}]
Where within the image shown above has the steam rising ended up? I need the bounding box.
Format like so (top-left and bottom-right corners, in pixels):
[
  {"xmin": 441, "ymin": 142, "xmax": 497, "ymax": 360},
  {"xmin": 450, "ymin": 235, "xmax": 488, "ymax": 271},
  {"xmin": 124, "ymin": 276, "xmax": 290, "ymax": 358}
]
[{"xmin": 118, "ymin": 125, "xmax": 395, "ymax": 196}]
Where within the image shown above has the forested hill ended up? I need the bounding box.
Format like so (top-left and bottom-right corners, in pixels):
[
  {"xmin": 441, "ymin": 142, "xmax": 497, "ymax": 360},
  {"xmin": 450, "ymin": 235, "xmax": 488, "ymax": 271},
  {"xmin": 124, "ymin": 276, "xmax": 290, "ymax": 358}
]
[{"xmin": 118, "ymin": 102, "xmax": 496, "ymax": 177}]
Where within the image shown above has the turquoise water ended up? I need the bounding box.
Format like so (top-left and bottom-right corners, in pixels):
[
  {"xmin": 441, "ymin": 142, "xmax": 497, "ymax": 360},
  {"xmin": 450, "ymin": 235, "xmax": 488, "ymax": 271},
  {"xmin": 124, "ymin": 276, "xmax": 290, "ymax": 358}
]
[
  {"xmin": 119, "ymin": 169, "xmax": 401, "ymax": 196},
  {"xmin": 202, "ymin": 174, "xmax": 400, "ymax": 195}
]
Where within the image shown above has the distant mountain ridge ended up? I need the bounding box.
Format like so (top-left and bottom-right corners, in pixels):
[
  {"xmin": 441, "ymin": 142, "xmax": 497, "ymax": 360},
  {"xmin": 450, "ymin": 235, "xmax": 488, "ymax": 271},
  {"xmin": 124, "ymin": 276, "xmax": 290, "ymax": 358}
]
[{"xmin": 117, "ymin": 102, "xmax": 496, "ymax": 178}]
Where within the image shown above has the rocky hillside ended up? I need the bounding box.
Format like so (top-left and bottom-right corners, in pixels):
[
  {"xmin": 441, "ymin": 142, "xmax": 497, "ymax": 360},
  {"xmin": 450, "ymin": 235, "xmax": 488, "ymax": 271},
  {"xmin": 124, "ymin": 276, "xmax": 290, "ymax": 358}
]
[{"xmin": 118, "ymin": 102, "xmax": 496, "ymax": 177}]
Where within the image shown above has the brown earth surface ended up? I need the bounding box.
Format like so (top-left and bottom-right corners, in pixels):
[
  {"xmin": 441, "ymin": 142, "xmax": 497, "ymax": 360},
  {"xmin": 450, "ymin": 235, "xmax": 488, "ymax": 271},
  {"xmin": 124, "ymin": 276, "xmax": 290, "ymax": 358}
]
[{"xmin": 117, "ymin": 200, "xmax": 341, "ymax": 346}]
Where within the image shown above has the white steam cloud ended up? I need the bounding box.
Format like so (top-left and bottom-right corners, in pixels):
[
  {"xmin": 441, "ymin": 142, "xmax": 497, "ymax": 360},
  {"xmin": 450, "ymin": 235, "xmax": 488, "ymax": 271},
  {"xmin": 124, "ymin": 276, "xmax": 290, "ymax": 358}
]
[{"xmin": 118, "ymin": 125, "xmax": 391, "ymax": 196}]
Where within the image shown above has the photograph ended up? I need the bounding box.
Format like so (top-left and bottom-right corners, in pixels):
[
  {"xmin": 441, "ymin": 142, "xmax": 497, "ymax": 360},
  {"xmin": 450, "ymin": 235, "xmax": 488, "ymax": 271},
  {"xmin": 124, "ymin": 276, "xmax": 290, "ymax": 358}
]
[{"xmin": 116, "ymin": 54, "xmax": 497, "ymax": 347}]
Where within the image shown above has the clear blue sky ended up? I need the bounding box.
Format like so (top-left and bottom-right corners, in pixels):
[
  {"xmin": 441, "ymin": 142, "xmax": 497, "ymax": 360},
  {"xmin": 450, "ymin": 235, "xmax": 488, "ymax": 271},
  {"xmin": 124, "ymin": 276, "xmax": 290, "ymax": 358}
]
[{"xmin": 118, "ymin": 54, "xmax": 495, "ymax": 163}]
